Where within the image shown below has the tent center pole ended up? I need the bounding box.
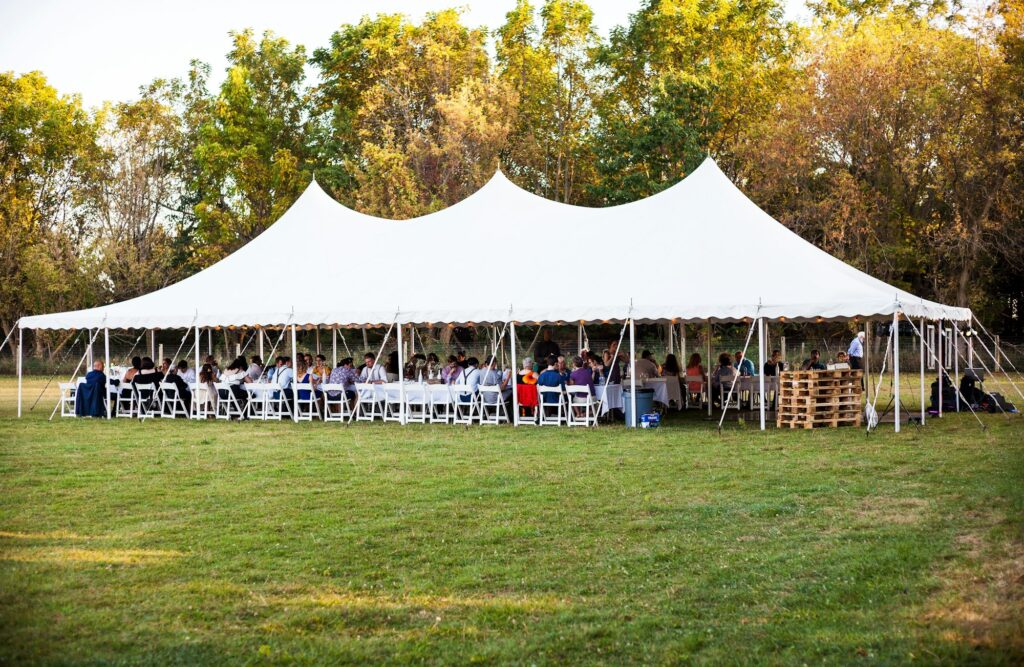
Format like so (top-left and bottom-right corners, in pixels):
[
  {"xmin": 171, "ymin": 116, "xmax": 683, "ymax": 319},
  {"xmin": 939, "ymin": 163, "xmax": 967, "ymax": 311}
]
[
  {"xmin": 758, "ymin": 317, "xmax": 766, "ymax": 431},
  {"xmin": 104, "ymin": 328, "xmax": 111, "ymax": 419},
  {"xmin": 290, "ymin": 325, "xmax": 298, "ymax": 423},
  {"xmin": 17, "ymin": 326, "xmax": 23, "ymax": 418},
  {"xmin": 953, "ymin": 324, "xmax": 960, "ymax": 412},
  {"xmin": 920, "ymin": 318, "xmax": 926, "ymax": 425},
  {"xmin": 629, "ymin": 318, "xmax": 637, "ymax": 427},
  {"xmin": 706, "ymin": 321, "xmax": 712, "ymax": 417},
  {"xmin": 397, "ymin": 318, "xmax": 406, "ymax": 425},
  {"xmin": 194, "ymin": 326, "xmax": 201, "ymax": 419},
  {"xmin": 510, "ymin": 320, "xmax": 519, "ymax": 427},
  {"xmin": 894, "ymin": 312, "xmax": 901, "ymax": 433}
]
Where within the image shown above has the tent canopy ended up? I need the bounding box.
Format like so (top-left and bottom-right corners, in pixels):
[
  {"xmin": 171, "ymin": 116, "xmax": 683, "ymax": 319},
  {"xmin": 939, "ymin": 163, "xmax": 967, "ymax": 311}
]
[{"xmin": 19, "ymin": 158, "xmax": 970, "ymax": 330}]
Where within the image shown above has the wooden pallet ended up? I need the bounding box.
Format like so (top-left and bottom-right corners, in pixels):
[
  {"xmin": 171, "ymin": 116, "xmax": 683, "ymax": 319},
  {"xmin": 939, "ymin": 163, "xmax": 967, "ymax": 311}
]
[{"xmin": 776, "ymin": 369, "xmax": 863, "ymax": 429}]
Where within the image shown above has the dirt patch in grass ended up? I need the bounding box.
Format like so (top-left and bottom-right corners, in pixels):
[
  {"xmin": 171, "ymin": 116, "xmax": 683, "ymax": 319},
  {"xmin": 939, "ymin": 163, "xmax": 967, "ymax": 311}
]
[
  {"xmin": 922, "ymin": 533, "xmax": 1024, "ymax": 657},
  {"xmin": 854, "ymin": 496, "xmax": 931, "ymax": 525}
]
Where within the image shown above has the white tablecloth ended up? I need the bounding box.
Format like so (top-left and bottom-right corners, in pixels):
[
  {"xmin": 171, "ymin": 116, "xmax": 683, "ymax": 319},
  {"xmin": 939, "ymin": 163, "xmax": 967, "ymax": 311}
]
[
  {"xmin": 643, "ymin": 378, "xmax": 670, "ymax": 406},
  {"xmin": 594, "ymin": 384, "xmax": 623, "ymax": 415}
]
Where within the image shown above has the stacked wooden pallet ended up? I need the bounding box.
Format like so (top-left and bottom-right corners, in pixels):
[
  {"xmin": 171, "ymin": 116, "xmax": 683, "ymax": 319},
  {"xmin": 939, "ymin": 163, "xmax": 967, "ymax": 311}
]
[{"xmin": 776, "ymin": 369, "xmax": 863, "ymax": 429}]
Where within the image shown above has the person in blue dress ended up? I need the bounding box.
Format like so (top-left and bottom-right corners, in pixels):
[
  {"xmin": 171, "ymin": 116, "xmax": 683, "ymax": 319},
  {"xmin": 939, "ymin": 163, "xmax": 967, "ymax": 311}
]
[{"xmin": 75, "ymin": 361, "xmax": 108, "ymax": 417}]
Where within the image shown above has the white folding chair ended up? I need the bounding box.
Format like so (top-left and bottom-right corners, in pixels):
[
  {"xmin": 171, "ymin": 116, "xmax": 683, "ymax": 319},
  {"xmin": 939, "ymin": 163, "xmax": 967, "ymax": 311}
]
[
  {"xmin": 320, "ymin": 384, "xmax": 350, "ymax": 422},
  {"xmin": 352, "ymin": 383, "xmax": 383, "ymax": 422},
  {"xmin": 59, "ymin": 382, "xmax": 78, "ymax": 417},
  {"xmin": 537, "ymin": 386, "xmax": 566, "ymax": 426},
  {"xmin": 133, "ymin": 383, "xmax": 159, "ymax": 419},
  {"xmin": 718, "ymin": 374, "xmax": 740, "ymax": 410},
  {"xmin": 293, "ymin": 383, "xmax": 321, "ymax": 421},
  {"xmin": 405, "ymin": 384, "xmax": 430, "ymax": 424},
  {"xmin": 191, "ymin": 384, "xmax": 213, "ymax": 420},
  {"xmin": 263, "ymin": 385, "xmax": 288, "ymax": 420},
  {"xmin": 382, "ymin": 383, "xmax": 404, "ymax": 423},
  {"xmin": 450, "ymin": 386, "xmax": 478, "ymax": 425},
  {"xmin": 566, "ymin": 385, "xmax": 597, "ymax": 427},
  {"xmin": 116, "ymin": 384, "xmax": 136, "ymax": 418},
  {"xmin": 214, "ymin": 382, "xmax": 246, "ymax": 420},
  {"xmin": 429, "ymin": 384, "xmax": 455, "ymax": 424},
  {"xmin": 159, "ymin": 382, "xmax": 190, "ymax": 419},
  {"xmin": 477, "ymin": 385, "xmax": 509, "ymax": 425},
  {"xmin": 684, "ymin": 375, "xmax": 706, "ymax": 409}
]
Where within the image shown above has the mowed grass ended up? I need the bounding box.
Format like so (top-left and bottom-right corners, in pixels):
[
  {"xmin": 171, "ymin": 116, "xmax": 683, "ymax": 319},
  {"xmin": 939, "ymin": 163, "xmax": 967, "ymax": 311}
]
[{"xmin": 1, "ymin": 377, "xmax": 1022, "ymax": 665}]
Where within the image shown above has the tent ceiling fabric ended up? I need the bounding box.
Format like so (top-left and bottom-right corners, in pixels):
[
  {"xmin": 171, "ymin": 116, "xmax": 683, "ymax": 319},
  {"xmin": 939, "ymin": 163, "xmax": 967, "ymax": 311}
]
[{"xmin": 19, "ymin": 158, "xmax": 971, "ymax": 330}]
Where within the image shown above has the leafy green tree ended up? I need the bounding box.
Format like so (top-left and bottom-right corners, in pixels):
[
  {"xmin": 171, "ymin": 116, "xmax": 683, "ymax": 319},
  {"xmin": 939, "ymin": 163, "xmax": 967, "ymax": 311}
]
[
  {"xmin": 0, "ymin": 71, "xmax": 104, "ymax": 345},
  {"xmin": 187, "ymin": 30, "xmax": 314, "ymax": 265},
  {"xmin": 496, "ymin": 0, "xmax": 600, "ymax": 203}
]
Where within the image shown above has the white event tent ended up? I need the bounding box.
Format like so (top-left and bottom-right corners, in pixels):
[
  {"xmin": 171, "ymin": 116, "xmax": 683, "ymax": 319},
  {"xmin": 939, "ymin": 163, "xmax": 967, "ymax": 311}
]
[{"xmin": 13, "ymin": 157, "xmax": 972, "ymax": 430}]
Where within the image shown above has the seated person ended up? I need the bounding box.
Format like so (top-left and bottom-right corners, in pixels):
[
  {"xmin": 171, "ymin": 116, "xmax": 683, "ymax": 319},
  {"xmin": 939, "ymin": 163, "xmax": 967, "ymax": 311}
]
[
  {"xmin": 516, "ymin": 357, "xmax": 539, "ymax": 418},
  {"xmin": 537, "ymin": 355, "xmax": 566, "ymax": 403},
  {"xmin": 685, "ymin": 353, "xmax": 706, "ymax": 393},
  {"xmin": 479, "ymin": 355, "xmax": 505, "ymax": 404},
  {"xmin": 359, "ymin": 352, "xmax": 388, "ymax": 383},
  {"xmin": 265, "ymin": 356, "xmax": 284, "ymax": 383},
  {"xmin": 634, "ymin": 350, "xmax": 660, "ymax": 380},
  {"xmin": 294, "ymin": 359, "xmax": 324, "ymax": 413},
  {"xmin": 569, "ymin": 355, "xmax": 595, "ymax": 395},
  {"xmin": 801, "ymin": 349, "xmax": 827, "ymax": 371},
  {"xmin": 454, "ymin": 357, "xmax": 481, "ymax": 401},
  {"xmin": 312, "ymin": 355, "xmax": 329, "ymax": 384},
  {"xmin": 424, "ymin": 353, "xmax": 441, "ymax": 381},
  {"xmin": 712, "ymin": 354, "xmax": 737, "ymax": 391},
  {"xmin": 735, "ymin": 350, "xmax": 756, "ymax": 376},
  {"xmin": 75, "ymin": 361, "xmax": 109, "ymax": 417},
  {"xmin": 246, "ymin": 356, "xmax": 264, "ymax": 382},
  {"xmin": 203, "ymin": 355, "xmax": 221, "ymax": 380},
  {"xmin": 556, "ymin": 355, "xmax": 571, "ymax": 384},
  {"xmin": 830, "ymin": 351, "xmax": 851, "ymax": 370},
  {"xmin": 275, "ymin": 356, "xmax": 295, "ymax": 410},
  {"xmin": 131, "ymin": 357, "xmax": 165, "ymax": 414},
  {"xmin": 195, "ymin": 363, "xmax": 217, "ymax": 415},
  {"xmin": 441, "ymin": 355, "xmax": 460, "ymax": 384},
  {"xmin": 220, "ymin": 357, "xmax": 250, "ymax": 415},
  {"xmin": 163, "ymin": 362, "xmax": 193, "ymax": 413},
  {"xmin": 123, "ymin": 356, "xmax": 142, "ymax": 383},
  {"xmin": 177, "ymin": 359, "xmax": 196, "ymax": 385},
  {"xmin": 762, "ymin": 350, "xmax": 785, "ymax": 376},
  {"xmin": 663, "ymin": 354, "xmax": 681, "ymax": 377},
  {"xmin": 327, "ymin": 357, "xmax": 358, "ymax": 400}
]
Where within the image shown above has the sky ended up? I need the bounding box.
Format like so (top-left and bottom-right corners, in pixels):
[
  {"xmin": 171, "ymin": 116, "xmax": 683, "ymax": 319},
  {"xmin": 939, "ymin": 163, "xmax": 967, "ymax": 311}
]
[{"xmin": 1, "ymin": 0, "xmax": 811, "ymax": 109}]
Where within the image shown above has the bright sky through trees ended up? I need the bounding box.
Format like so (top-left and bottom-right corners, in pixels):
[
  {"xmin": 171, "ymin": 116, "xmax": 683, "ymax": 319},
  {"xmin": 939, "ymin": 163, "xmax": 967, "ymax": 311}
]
[{"xmin": 0, "ymin": 0, "xmax": 810, "ymax": 109}]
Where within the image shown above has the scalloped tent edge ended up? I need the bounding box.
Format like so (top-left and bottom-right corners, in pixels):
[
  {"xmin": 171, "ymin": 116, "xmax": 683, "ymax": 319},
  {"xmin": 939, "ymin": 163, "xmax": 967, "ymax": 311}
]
[{"xmin": 18, "ymin": 157, "xmax": 971, "ymax": 331}]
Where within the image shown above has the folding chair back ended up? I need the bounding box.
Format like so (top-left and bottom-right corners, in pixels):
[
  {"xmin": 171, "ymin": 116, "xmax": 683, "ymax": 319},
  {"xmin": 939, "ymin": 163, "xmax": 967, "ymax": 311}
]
[
  {"xmin": 353, "ymin": 383, "xmax": 383, "ymax": 422},
  {"xmin": 537, "ymin": 386, "xmax": 566, "ymax": 426},
  {"xmin": 59, "ymin": 382, "xmax": 78, "ymax": 417},
  {"xmin": 116, "ymin": 384, "xmax": 136, "ymax": 418},
  {"xmin": 321, "ymin": 384, "xmax": 351, "ymax": 422},
  {"xmin": 477, "ymin": 385, "xmax": 508, "ymax": 425},
  {"xmin": 684, "ymin": 374, "xmax": 705, "ymax": 409},
  {"xmin": 133, "ymin": 383, "xmax": 159, "ymax": 419},
  {"xmin": 405, "ymin": 383, "xmax": 430, "ymax": 424},
  {"xmin": 382, "ymin": 383, "xmax": 404, "ymax": 423},
  {"xmin": 429, "ymin": 384, "xmax": 455, "ymax": 424},
  {"xmin": 450, "ymin": 385, "xmax": 478, "ymax": 424},
  {"xmin": 159, "ymin": 382, "xmax": 189, "ymax": 419},
  {"xmin": 293, "ymin": 383, "xmax": 320, "ymax": 421},
  {"xmin": 214, "ymin": 382, "xmax": 245, "ymax": 420},
  {"xmin": 566, "ymin": 385, "xmax": 597, "ymax": 427}
]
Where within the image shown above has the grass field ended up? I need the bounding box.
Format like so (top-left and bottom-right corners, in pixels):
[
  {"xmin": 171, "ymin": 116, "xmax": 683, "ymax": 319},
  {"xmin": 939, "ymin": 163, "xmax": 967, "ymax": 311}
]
[{"xmin": 1, "ymin": 377, "xmax": 1022, "ymax": 665}]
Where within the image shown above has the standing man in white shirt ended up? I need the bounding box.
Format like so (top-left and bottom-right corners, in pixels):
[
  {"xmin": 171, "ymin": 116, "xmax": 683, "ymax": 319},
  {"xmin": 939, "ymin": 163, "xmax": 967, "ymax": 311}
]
[
  {"xmin": 359, "ymin": 352, "xmax": 388, "ymax": 383},
  {"xmin": 847, "ymin": 331, "xmax": 865, "ymax": 371}
]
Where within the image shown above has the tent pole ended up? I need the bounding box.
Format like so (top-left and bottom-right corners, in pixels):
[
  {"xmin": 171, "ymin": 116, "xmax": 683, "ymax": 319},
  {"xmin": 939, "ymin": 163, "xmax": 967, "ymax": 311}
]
[
  {"xmin": 864, "ymin": 320, "xmax": 871, "ymax": 405},
  {"xmin": 104, "ymin": 328, "xmax": 111, "ymax": 419},
  {"xmin": 681, "ymin": 323, "xmax": 686, "ymax": 368},
  {"xmin": 17, "ymin": 325, "xmax": 23, "ymax": 418},
  {"xmin": 629, "ymin": 318, "xmax": 637, "ymax": 427},
  {"xmin": 148, "ymin": 329, "xmax": 155, "ymax": 360},
  {"xmin": 706, "ymin": 321, "xmax": 712, "ymax": 417},
  {"xmin": 397, "ymin": 315, "xmax": 406, "ymax": 425},
  {"xmin": 937, "ymin": 320, "xmax": 944, "ymax": 418},
  {"xmin": 194, "ymin": 326, "xmax": 201, "ymax": 419},
  {"xmin": 87, "ymin": 329, "xmax": 93, "ymax": 368},
  {"xmin": 953, "ymin": 324, "xmax": 960, "ymax": 412},
  {"xmin": 290, "ymin": 324, "xmax": 298, "ymax": 423},
  {"xmin": 920, "ymin": 318, "xmax": 926, "ymax": 425},
  {"xmin": 316, "ymin": 326, "xmax": 321, "ymax": 356},
  {"xmin": 578, "ymin": 322, "xmax": 583, "ymax": 356},
  {"xmin": 894, "ymin": 312, "xmax": 901, "ymax": 433},
  {"xmin": 207, "ymin": 328, "xmax": 212, "ymax": 357},
  {"xmin": 332, "ymin": 326, "xmax": 337, "ymax": 368},
  {"xmin": 758, "ymin": 317, "xmax": 766, "ymax": 431},
  {"xmin": 362, "ymin": 329, "xmax": 369, "ymax": 354},
  {"xmin": 258, "ymin": 328, "xmax": 265, "ymax": 362},
  {"xmin": 511, "ymin": 319, "xmax": 519, "ymax": 427}
]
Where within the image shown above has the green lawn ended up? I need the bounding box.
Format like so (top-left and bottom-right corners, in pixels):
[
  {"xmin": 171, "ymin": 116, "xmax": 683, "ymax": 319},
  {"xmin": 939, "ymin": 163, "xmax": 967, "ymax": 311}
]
[{"xmin": 1, "ymin": 377, "xmax": 1022, "ymax": 665}]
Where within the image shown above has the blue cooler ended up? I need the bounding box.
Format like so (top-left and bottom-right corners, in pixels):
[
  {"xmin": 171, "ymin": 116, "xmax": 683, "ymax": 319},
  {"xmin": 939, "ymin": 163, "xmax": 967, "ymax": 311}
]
[{"xmin": 623, "ymin": 387, "xmax": 655, "ymax": 427}]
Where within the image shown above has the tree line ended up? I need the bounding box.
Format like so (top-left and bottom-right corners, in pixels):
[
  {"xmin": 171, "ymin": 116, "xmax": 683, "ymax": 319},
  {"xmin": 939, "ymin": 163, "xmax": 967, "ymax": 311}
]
[{"xmin": 2, "ymin": 0, "xmax": 1023, "ymax": 357}]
